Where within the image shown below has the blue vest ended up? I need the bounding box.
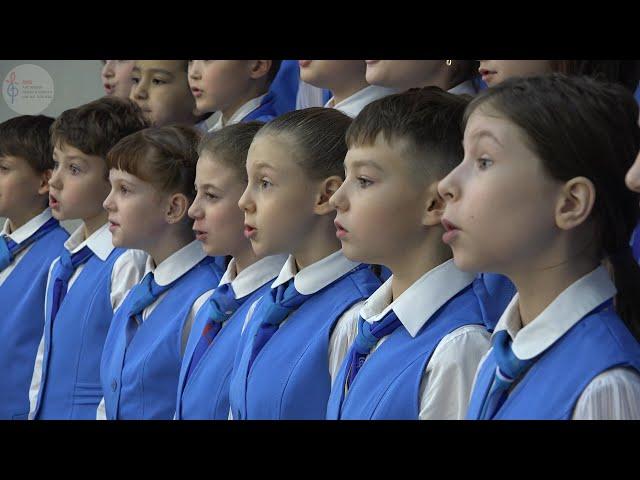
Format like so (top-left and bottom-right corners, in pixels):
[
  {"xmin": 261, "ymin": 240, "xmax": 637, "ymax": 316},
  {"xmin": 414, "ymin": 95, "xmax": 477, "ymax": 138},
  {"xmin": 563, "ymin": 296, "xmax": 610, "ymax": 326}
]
[
  {"xmin": 631, "ymin": 222, "xmax": 640, "ymax": 263},
  {"xmin": 466, "ymin": 302, "xmax": 640, "ymax": 419},
  {"xmin": 270, "ymin": 60, "xmax": 299, "ymax": 116},
  {"xmin": 228, "ymin": 266, "xmax": 380, "ymax": 419},
  {"xmin": 242, "ymin": 91, "xmax": 278, "ymax": 123},
  {"xmin": 100, "ymin": 259, "xmax": 222, "ymax": 420},
  {"xmin": 326, "ymin": 281, "xmax": 487, "ymax": 420},
  {"xmin": 0, "ymin": 223, "xmax": 68, "ymax": 420},
  {"xmin": 34, "ymin": 247, "xmax": 125, "ymax": 420},
  {"xmin": 176, "ymin": 280, "xmax": 274, "ymax": 420}
]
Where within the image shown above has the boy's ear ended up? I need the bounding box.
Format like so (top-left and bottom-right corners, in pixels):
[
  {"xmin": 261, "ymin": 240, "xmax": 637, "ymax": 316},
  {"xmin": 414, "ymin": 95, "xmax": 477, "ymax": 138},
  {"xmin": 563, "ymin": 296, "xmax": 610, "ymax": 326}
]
[
  {"xmin": 38, "ymin": 169, "xmax": 52, "ymax": 196},
  {"xmin": 555, "ymin": 176, "xmax": 595, "ymax": 231},
  {"xmin": 314, "ymin": 176, "xmax": 343, "ymax": 215},
  {"xmin": 165, "ymin": 193, "xmax": 190, "ymax": 224},
  {"xmin": 422, "ymin": 180, "xmax": 445, "ymax": 227},
  {"xmin": 248, "ymin": 60, "xmax": 272, "ymax": 81}
]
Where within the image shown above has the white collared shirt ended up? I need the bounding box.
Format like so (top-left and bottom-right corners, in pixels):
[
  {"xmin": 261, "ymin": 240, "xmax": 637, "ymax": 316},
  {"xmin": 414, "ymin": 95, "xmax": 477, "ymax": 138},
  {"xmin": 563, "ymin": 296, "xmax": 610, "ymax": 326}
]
[
  {"xmin": 324, "ymin": 86, "xmax": 397, "ymax": 118},
  {"xmin": 332, "ymin": 259, "xmax": 491, "ymax": 420},
  {"xmin": 0, "ymin": 208, "xmax": 54, "ymax": 287},
  {"xmin": 448, "ymin": 79, "xmax": 477, "ymax": 96},
  {"xmin": 476, "ymin": 265, "xmax": 640, "ymax": 420},
  {"xmin": 29, "ymin": 222, "xmax": 147, "ymax": 419},
  {"xmin": 208, "ymin": 94, "xmax": 268, "ymax": 133}
]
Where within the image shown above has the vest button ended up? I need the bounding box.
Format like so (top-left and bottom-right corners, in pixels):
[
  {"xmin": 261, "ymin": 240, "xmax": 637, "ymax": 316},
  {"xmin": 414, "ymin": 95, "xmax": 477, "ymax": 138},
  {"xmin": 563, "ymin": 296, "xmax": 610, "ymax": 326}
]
[{"xmin": 111, "ymin": 379, "xmax": 117, "ymax": 392}]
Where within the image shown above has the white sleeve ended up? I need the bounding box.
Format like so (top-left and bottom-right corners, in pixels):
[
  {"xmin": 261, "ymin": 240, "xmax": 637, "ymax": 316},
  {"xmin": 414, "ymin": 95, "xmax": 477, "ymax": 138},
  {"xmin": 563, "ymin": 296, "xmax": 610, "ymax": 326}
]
[
  {"xmin": 110, "ymin": 249, "xmax": 148, "ymax": 313},
  {"xmin": 96, "ymin": 397, "xmax": 107, "ymax": 420},
  {"xmin": 180, "ymin": 290, "xmax": 212, "ymax": 357},
  {"xmin": 327, "ymin": 300, "xmax": 363, "ymax": 387},
  {"xmin": 418, "ymin": 324, "xmax": 491, "ymax": 420},
  {"xmin": 28, "ymin": 334, "xmax": 46, "ymax": 420},
  {"xmin": 572, "ymin": 367, "xmax": 640, "ymax": 420}
]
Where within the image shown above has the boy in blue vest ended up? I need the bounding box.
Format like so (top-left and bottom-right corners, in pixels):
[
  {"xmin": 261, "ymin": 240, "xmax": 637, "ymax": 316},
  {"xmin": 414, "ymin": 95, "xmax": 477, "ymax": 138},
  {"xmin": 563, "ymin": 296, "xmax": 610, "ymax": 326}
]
[
  {"xmin": 327, "ymin": 88, "xmax": 494, "ymax": 419},
  {"xmin": 28, "ymin": 97, "xmax": 149, "ymax": 420},
  {"xmin": 187, "ymin": 60, "xmax": 281, "ymax": 132},
  {"xmin": 0, "ymin": 115, "xmax": 69, "ymax": 419}
]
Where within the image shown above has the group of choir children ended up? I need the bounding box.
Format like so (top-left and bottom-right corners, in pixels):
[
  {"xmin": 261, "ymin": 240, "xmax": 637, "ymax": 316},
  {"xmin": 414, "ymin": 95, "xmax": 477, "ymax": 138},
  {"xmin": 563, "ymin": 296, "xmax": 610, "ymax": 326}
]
[{"xmin": 1, "ymin": 60, "xmax": 639, "ymax": 420}]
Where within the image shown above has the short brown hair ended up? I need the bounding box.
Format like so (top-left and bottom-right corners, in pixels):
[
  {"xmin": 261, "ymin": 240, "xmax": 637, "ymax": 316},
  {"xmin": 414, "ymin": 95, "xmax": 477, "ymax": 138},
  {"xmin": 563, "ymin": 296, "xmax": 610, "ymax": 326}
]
[
  {"xmin": 0, "ymin": 115, "xmax": 55, "ymax": 172},
  {"xmin": 197, "ymin": 121, "xmax": 264, "ymax": 182},
  {"xmin": 256, "ymin": 107, "xmax": 352, "ymax": 179},
  {"xmin": 107, "ymin": 125, "xmax": 201, "ymax": 199},
  {"xmin": 51, "ymin": 96, "xmax": 149, "ymax": 160},
  {"xmin": 347, "ymin": 87, "xmax": 471, "ymax": 181}
]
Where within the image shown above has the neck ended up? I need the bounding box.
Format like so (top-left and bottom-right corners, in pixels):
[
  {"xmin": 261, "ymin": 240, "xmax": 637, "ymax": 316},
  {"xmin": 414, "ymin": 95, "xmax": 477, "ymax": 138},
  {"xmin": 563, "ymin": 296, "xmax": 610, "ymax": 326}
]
[
  {"xmin": 292, "ymin": 218, "xmax": 342, "ymax": 270},
  {"xmin": 507, "ymin": 256, "xmax": 600, "ymax": 327},
  {"xmin": 330, "ymin": 78, "xmax": 370, "ymax": 105},
  {"xmin": 7, "ymin": 203, "xmax": 46, "ymax": 232},
  {"xmin": 83, "ymin": 210, "xmax": 109, "ymax": 239},
  {"xmin": 232, "ymin": 242, "xmax": 262, "ymax": 274},
  {"xmin": 222, "ymin": 85, "xmax": 266, "ymax": 123},
  {"xmin": 146, "ymin": 227, "xmax": 194, "ymax": 266},
  {"xmin": 387, "ymin": 230, "xmax": 452, "ymax": 301}
]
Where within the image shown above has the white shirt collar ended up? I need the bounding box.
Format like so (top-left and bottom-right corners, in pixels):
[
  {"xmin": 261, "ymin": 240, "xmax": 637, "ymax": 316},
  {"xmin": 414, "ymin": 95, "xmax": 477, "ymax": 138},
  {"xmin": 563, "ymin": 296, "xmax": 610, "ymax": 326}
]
[
  {"xmin": 143, "ymin": 240, "xmax": 207, "ymax": 287},
  {"xmin": 271, "ymin": 250, "xmax": 362, "ymax": 295},
  {"xmin": 3, "ymin": 208, "xmax": 52, "ymax": 244},
  {"xmin": 361, "ymin": 259, "xmax": 476, "ymax": 337},
  {"xmin": 448, "ymin": 79, "xmax": 476, "ymax": 96},
  {"xmin": 219, "ymin": 254, "xmax": 288, "ymax": 299},
  {"xmin": 493, "ymin": 265, "xmax": 617, "ymax": 360},
  {"xmin": 325, "ymin": 85, "xmax": 397, "ymax": 118},
  {"xmin": 64, "ymin": 222, "xmax": 114, "ymax": 261},
  {"xmin": 209, "ymin": 94, "xmax": 267, "ymax": 132}
]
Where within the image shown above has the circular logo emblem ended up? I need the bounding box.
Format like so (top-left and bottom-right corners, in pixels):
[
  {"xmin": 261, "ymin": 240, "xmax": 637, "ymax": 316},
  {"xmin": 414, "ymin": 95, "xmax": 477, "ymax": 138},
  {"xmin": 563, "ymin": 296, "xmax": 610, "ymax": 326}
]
[{"xmin": 3, "ymin": 64, "xmax": 55, "ymax": 115}]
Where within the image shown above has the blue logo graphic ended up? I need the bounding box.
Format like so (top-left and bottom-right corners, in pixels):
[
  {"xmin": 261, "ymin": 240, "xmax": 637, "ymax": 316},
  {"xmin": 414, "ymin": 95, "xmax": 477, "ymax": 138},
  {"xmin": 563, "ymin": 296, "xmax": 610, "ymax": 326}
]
[{"xmin": 5, "ymin": 72, "xmax": 19, "ymax": 104}]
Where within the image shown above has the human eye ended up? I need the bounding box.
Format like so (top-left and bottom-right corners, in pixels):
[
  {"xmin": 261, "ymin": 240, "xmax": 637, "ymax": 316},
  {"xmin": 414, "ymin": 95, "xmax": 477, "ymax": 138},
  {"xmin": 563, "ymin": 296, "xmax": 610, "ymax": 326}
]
[
  {"xmin": 477, "ymin": 156, "xmax": 493, "ymax": 170},
  {"xmin": 357, "ymin": 176, "xmax": 374, "ymax": 188}
]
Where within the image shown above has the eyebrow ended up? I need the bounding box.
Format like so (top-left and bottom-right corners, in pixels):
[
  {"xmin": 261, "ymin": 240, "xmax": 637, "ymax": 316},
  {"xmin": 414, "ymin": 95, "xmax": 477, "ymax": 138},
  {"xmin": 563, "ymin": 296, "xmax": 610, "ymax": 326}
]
[
  {"xmin": 251, "ymin": 162, "xmax": 276, "ymax": 171},
  {"xmin": 345, "ymin": 159, "xmax": 385, "ymax": 172},
  {"xmin": 468, "ymin": 129, "xmax": 504, "ymax": 148}
]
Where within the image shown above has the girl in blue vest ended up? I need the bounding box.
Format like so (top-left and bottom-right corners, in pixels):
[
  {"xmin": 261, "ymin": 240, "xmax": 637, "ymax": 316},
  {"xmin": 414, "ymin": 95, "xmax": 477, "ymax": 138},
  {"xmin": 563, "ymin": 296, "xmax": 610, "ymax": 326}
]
[
  {"xmin": 228, "ymin": 108, "xmax": 381, "ymax": 419},
  {"xmin": 438, "ymin": 74, "xmax": 640, "ymax": 420},
  {"xmin": 0, "ymin": 115, "xmax": 69, "ymax": 420},
  {"xmin": 176, "ymin": 122, "xmax": 287, "ymax": 420},
  {"xmin": 188, "ymin": 61, "xmax": 280, "ymax": 133},
  {"xmin": 99, "ymin": 125, "xmax": 224, "ymax": 420}
]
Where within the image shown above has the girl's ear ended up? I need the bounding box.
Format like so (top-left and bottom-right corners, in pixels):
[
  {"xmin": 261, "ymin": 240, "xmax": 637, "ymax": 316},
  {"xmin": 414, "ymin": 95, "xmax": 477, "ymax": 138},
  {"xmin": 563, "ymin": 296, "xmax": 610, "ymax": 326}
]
[
  {"xmin": 555, "ymin": 176, "xmax": 596, "ymax": 231},
  {"xmin": 165, "ymin": 193, "xmax": 190, "ymax": 224},
  {"xmin": 38, "ymin": 169, "xmax": 52, "ymax": 195},
  {"xmin": 314, "ymin": 176, "xmax": 343, "ymax": 215},
  {"xmin": 421, "ymin": 180, "xmax": 445, "ymax": 227},
  {"xmin": 249, "ymin": 60, "xmax": 272, "ymax": 81}
]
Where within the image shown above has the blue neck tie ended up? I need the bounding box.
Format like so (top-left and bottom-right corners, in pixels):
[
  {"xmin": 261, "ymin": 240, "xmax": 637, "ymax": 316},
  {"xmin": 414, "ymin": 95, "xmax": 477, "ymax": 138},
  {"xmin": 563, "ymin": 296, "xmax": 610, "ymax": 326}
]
[
  {"xmin": 246, "ymin": 278, "xmax": 310, "ymax": 373},
  {"xmin": 185, "ymin": 283, "xmax": 245, "ymax": 381},
  {"xmin": 344, "ymin": 311, "xmax": 402, "ymax": 392},
  {"xmin": 0, "ymin": 217, "xmax": 58, "ymax": 272},
  {"xmin": 124, "ymin": 272, "xmax": 174, "ymax": 347},
  {"xmin": 50, "ymin": 246, "xmax": 94, "ymax": 321},
  {"xmin": 478, "ymin": 330, "xmax": 536, "ymax": 420}
]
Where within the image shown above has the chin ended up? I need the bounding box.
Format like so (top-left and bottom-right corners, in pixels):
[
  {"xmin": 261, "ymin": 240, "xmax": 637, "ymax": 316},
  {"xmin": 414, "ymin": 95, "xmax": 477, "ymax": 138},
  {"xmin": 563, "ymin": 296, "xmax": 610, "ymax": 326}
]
[{"xmin": 340, "ymin": 244, "xmax": 369, "ymax": 264}]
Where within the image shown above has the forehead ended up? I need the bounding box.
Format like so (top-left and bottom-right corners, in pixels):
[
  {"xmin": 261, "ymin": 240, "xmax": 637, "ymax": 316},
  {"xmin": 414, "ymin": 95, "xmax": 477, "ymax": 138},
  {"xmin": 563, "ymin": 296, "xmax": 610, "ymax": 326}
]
[
  {"xmin": 464, "ymin": 107, "xmax": 522, "ymax": 146},
  {"xmin": 346, "ymin": 133, "xmax": 413, "ymax": 170},
  {"xmin": 246, "ymin": 135, "xmax": 299, "ymax": 171},
  {"xmin": 109, "ymin": 168, "xmax": 142, "ymax": 183},
  {"xmin": 196, "ymin": 152, "xmax": 240, "ymax": 183},
  {"xmin": 53, "ymin": 143, "xmax": 96, "ymax": 162},
  {"xmin": 133, "ymin": 60, "xmax": 185, "ymax": 75}
]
